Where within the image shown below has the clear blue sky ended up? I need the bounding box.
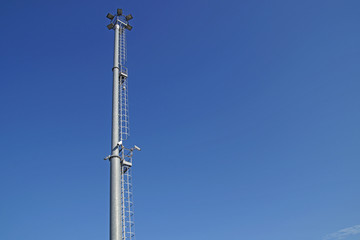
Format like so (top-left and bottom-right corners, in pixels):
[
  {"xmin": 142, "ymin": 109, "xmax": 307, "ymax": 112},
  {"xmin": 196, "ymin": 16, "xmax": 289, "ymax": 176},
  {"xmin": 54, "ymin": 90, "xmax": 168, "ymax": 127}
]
[{"xmin": 1, "ymin": 0, "xmax": 360, "ymax": 240}]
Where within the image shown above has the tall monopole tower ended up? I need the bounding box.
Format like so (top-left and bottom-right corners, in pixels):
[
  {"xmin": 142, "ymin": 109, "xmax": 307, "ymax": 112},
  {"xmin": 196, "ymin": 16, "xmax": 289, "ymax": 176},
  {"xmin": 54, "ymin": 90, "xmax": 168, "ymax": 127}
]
[{"xmin": 104, "ymin": 8, "xmax": 139, "ymax": 240}]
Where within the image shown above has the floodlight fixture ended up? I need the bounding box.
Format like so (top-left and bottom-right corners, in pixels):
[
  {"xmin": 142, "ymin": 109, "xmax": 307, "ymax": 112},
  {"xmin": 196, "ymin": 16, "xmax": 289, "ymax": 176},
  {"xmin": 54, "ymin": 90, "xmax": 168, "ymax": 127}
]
[
  {"xmin": 106, "ymin": 13, "xmax": 115, "ymax": 20},
  {"xmin": 125, "ymin": 14, "xmax": 133, "ymax": 21},
  {"xmin": 125, "ymin": 24, "xmax": 133, "ymax": 31},
  {"xmin": 107, "ymin": 23, "xmax": 114, "ymax": 30},
  {"xmin": 117, "ymin": 9, "xmax": 123, "ymax": 16}
]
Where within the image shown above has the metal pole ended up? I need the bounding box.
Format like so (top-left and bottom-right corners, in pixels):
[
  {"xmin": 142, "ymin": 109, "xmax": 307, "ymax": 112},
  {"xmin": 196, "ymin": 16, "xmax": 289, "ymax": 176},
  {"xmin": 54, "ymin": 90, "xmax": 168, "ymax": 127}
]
[{"xmin": 110, "ymin": 23, "xmax": 122, "ymax": 240}]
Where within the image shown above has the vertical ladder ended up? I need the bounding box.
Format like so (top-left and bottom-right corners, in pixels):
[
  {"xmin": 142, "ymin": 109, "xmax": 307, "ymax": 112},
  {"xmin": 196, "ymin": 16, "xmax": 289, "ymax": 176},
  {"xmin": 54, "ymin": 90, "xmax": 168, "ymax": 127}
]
[
  {"xmin": 119, "ymin": 76, "xmax": 129, "ymax": 141},
  {"xmin": 118, "ymin": 24, "xmax": 134, "ymax": 240},
  {"xmin": 118, "ymin": 26, "xmax": 130, "ymax": 141},
  {"xmin": 119, "ymin": 28, "xmax": 126, "ymax": 66},
  {"xmin": 120, "ymin": 149, "xmax": 135, "ymax": 240},
  {"xmin": 121, "ymin": 165, "xmax": 135, "ymax": 240}
]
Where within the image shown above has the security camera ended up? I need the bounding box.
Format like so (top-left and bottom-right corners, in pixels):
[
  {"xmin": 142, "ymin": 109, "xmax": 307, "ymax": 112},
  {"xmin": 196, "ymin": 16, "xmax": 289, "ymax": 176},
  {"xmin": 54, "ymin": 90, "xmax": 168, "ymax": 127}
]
[{"xmin": 134, "ymin": 145, "xmax": 141, "ymax": 151}]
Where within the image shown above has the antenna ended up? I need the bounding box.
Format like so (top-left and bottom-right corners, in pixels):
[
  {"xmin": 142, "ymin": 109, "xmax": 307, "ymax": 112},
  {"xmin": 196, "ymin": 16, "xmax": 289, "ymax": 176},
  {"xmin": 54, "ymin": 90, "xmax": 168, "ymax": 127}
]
[{"xmin": 105, "ymin": 8, "xmax": 137, "ymax": 240}]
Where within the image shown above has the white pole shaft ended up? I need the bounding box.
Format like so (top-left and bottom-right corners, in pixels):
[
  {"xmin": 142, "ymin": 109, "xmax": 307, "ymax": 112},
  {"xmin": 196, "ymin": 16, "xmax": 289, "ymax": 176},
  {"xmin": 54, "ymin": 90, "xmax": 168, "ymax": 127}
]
[{"xmin": 110, "ymin": 23, "xmax": 122, "ymax": 240}]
